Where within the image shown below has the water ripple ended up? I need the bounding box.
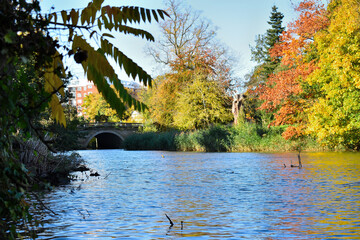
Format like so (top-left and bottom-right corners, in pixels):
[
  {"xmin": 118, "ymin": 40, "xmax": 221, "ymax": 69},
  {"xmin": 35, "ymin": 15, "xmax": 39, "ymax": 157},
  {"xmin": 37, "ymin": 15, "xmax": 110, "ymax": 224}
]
[{"xmin": 35, "ymin": 151, "xmax": 360, "ymax": 239}]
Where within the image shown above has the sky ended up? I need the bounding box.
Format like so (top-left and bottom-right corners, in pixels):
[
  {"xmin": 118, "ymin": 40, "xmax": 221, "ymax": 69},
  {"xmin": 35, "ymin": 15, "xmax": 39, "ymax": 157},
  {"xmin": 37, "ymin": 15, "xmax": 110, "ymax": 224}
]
[{"xmin": 40, "ymin": 0, "xmax": 302, "ymax": 85}]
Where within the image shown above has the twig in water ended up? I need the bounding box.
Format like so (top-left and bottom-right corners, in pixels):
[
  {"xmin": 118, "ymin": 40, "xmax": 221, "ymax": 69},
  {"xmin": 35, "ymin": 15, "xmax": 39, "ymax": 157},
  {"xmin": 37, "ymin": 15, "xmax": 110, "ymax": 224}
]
[
  {"xmin": 32, "ymin": 192, "xmax": 57, "ymax": 216},
  {"xmin": 76, "ymin": 208, "xmax": 86, "ymax": 219},
  {"xmin": 104, "ymin": 172, "xmax": 111, "ymax": 179},
  {"xmin": 298, "ymin": 151, "xmax": 302, "ymax": 169},
  {"xmin": 181, "ymin": 221, "xmax": 184, "ymax": 230},
  {"xmin": 165, "ymin": 213, "xmax": 174, "ymax": 227}
]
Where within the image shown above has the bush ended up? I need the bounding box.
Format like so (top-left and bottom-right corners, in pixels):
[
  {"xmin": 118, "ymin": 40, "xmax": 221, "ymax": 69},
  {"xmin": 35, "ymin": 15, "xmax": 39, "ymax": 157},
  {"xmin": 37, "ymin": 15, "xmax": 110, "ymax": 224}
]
[{"xmin": 194, "ymin": 125, "xmax": 232, "ymax": 152}]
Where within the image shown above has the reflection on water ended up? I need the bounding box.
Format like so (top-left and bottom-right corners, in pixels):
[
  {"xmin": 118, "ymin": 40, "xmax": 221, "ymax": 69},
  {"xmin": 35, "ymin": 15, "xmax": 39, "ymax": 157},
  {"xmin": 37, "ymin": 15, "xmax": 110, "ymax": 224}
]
[{"xmin": 36, "ymin": 151, "xmax": 360, "ymax": 239}]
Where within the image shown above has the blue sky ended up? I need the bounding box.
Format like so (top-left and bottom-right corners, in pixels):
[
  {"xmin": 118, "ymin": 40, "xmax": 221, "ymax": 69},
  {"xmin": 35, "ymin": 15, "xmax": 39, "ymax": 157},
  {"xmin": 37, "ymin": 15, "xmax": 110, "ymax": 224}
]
[{"xmin": 40, "ymin": 0, "xmax": 301, "ymax": 84}]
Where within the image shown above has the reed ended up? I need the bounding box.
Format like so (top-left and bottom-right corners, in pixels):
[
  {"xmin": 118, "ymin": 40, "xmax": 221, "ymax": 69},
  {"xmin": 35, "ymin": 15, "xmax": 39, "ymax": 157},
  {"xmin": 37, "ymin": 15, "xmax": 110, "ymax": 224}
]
[
  {"xmin": 123, "ymin": 131, "xmax": 177, "ymax": 151},
  {"xmin": 123, "ymin": 123, "xmax": 325, "ymax": 152}
]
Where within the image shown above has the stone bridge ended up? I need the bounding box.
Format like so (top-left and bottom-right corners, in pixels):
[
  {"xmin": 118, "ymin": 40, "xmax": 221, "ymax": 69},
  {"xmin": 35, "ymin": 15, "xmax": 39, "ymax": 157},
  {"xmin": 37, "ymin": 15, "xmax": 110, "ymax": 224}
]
[{"xmin": 77, "ymin": 122, "xmax": 141, "ymax": 149}]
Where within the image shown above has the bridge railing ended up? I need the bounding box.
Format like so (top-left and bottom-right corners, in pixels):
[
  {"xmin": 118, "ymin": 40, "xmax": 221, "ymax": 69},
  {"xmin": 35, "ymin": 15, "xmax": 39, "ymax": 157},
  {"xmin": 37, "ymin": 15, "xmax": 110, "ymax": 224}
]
[{"xmin": 79, "ymin": 122, "xmax": 142, "ymax": 129}]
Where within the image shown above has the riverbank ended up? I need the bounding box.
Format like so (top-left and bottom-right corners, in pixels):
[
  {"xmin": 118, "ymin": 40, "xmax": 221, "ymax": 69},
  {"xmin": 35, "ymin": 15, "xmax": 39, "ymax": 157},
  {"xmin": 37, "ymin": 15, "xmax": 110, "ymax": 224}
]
[
  {"xmin": 123, "ymin": 123, "xmax": 330, "ymax": 152},
  {"xmin": 17, "ymin": 138, "xmax": 86, "ymax": 186}
]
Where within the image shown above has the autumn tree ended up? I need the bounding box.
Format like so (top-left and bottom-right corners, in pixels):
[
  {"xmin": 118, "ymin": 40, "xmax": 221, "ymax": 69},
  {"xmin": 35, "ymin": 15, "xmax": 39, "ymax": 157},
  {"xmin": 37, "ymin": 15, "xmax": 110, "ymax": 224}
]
[
  {"xmin": 174, "ymin": 73, "xmax": 233, "ymax": 130},
  {"xmin": 255, "ymin": 0, "xmax": 328, "ymax": 139},
  {"xmin": 244, "ymin": 5, "xmax": 285, "ymax": 125},
  {"xmin": 306, "ymin": 0, "xmax": 360, "ymax": 148},
  {"xmin": 82, "ymin": 92, "xmax": 133, "ymax": 122},
  {"xmin": 0, "ymin": 0, "xmax": 166, "ymax": 237},
  {"xmin": 145, "ymin": 0, "xmax": 236, "ymax": 130}
]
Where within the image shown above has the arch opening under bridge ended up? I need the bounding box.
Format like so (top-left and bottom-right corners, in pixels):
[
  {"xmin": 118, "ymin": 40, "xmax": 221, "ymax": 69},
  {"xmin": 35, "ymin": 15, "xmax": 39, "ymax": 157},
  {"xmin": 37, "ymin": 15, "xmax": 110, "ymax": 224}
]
[
  {"xmin": 85, "ymin": 130, "xmax": 125, "ymax": 149},
  {"xmin": 77, "ymin": 122, "xmax": 140, "ymax": 149}
]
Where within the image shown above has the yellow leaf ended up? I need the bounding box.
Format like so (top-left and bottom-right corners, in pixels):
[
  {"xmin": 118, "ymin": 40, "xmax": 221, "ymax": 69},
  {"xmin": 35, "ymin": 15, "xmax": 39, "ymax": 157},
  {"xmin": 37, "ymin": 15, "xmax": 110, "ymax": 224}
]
[{"xmin": 49, "ymin": 95, "xmax": 66, "ymax": 127}]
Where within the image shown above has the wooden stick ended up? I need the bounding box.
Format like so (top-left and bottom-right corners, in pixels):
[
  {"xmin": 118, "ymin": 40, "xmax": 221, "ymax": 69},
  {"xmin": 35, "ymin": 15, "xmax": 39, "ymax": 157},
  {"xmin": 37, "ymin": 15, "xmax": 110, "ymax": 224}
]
[
  {"xmin": 298, "ymin": 152, "xmax": 302, "ymax": 169},
  {"xmin": 165, "ymin": 214, "xmax": 174, "ymax": 227}
]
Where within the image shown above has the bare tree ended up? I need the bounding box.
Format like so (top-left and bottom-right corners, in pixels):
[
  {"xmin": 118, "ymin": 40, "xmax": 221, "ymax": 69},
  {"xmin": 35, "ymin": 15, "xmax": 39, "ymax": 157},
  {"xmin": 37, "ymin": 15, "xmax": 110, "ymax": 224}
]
[
  {"xmin": 147, "ymin": 0, "xmax": 240, "ymax": 94},
  {"xmin": 147, "ymin": 0, "xmax": 216, "ymax": 66}
]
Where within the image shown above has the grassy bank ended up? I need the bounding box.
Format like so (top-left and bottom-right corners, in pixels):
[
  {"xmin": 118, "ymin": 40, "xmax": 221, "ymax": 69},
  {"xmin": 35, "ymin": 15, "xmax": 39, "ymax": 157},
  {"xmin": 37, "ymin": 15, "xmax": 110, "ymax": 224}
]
[{"xmin": 123, "ymin": 123, "xmax": 326, "ymax": 152}]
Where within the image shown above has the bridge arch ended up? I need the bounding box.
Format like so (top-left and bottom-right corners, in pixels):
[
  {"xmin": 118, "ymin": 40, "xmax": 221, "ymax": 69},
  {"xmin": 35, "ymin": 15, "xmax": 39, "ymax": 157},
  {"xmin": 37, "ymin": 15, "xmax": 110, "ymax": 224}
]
[{"xmin": 85, "ymin": 130, "xmax": 125, "ymax": 149}]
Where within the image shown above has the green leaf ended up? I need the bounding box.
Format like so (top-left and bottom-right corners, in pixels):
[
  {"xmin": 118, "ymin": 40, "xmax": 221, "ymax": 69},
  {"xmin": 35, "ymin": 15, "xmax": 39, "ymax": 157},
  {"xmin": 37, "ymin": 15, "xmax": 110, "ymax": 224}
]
[
  {"xmin": 102, "ymin": 33, "xmax": 115, "ymax": 39},
  {"xmin": 133, "ymin": 7, "xmax": 141, "ymax": 22},
  {"xmin": 152, "ymin": 10, "xmax": 158, "ymax": 22},
  {"xmin": 157, "ymin": 9, "xmax": 165, "ymax": 20},
  {"xmin": 93, "ymin": 0, "xmax": 104, "ymax": 10},
  {"xmin": 117, "ymin": 25, "xmax": 155, "ymax": 41},
  {"xmin": 146, "ymin": 9, "xmax": 151, "ymax": 23},
  {"xmin": 97, "ymin": 18, "xmax": 102, "ymax": 31},
  {"xmin": 61, "ymin": 10, "xmax": 68, "ymax": 24},
  {"xmin": 90, "ymin": 30, "xmax": 97, "ymax": 39},
  {"xmin": 4, "ymin": 31, "xmax": 15, "ymax": 43},
  {"xmin": 81, "ymin": 8, "xmax": 88, "ymax": 25},
  {"xmin": 70, "ymin": 9, "xmax": 79, "ymax": 26},
  {"xmin": 140, "ymin": 8, "xmax": 146, "ymax": 22}
]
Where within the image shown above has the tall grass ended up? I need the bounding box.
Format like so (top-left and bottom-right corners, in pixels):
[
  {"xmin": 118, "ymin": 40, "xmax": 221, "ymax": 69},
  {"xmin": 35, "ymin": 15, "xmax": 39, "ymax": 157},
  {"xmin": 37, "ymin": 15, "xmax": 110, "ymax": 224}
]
[
  {"xmin": 175, "ymin": 125, "xmax": 232, "ymax": 152},
  {"xmin": 123, "ymin": 131, "xmax": 177, "ymax": 150},
  {"xmin": 123, "ymin": 123, "xmax": 325, "ymax": 152}
]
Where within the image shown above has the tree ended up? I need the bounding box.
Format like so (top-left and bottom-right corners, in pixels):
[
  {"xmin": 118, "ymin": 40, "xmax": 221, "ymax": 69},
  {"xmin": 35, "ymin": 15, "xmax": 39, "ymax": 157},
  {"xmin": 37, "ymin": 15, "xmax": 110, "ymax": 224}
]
[
  {"xmin": 0, "ymin": 0, "xmax": 167, "ymax": 238},
  {"xmin": 36, "ymin": 105, "xmax": 87, "ymax": 151},
  {"xmin": 145, "ymin": 0, "xmax": 236, "ymax": 130},
  {"xmin": 306, "ymin": 0, "xmax": 360, "ymax": 148},
  {"xmin": 174, "ymin": 73, "xmax": 233, "ymax": 130},
  {"xmin": 147, "ymin": 0, "xmax": 215, "ymax": 66},
  {"xmin": 250, "ymin": 5, "xmax": 285, "ymax": 81},
  {"xmin": 245, "ymin": 5, "xmax": 285, "ymax": 126},
  {"xmin": 144, "ymin": 75, "xmax": 180, "ymax": 129},
  {"xmin": 255, "ymin": 0, "xmax": 328, "ymax": 139},
  {"xmin": 82, "ymin": 92, "xmax": 132, "ymax": 122}
]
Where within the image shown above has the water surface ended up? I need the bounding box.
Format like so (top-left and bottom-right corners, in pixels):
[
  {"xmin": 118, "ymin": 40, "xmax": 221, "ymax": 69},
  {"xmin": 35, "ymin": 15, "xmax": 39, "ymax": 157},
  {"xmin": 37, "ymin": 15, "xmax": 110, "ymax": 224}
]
[{"xmin": 38, "ymin": 151, "xmax": 360, "ymax": 239}]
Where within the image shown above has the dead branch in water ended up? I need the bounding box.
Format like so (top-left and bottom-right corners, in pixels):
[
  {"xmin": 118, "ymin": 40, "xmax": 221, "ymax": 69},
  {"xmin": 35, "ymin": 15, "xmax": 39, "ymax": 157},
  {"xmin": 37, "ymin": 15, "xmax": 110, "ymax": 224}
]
[{"xmin": 165, "ymin": 214, "xmax": 174, "ymax": 227}]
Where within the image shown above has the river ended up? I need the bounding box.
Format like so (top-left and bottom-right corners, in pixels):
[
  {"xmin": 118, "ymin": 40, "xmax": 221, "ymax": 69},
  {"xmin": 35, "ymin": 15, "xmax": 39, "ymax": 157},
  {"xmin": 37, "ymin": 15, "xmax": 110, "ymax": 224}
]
[{"xmin": 37, "ymin": 150, "xmax": 360, "ymax": 239}]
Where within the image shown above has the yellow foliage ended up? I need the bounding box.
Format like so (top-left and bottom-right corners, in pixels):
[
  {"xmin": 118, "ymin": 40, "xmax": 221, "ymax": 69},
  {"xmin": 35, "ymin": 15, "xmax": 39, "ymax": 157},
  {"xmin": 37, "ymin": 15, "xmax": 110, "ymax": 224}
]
[
  {"xmin": 44, "ymin": 51, "xmax": 66, "ymax": 126},
  {"xmin": 49, "ymin": 95, "xmax": 66, "ymax": 127},
  {"xmin": 306, "ymin": 0, "xmax": 360, "ymax": 147}
]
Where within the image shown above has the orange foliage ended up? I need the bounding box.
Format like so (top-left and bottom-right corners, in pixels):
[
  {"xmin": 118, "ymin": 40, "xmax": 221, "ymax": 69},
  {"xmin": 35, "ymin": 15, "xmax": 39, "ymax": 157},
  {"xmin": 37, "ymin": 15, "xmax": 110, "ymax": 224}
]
[
  {"xmin": 270, "ymin": 0, "xmax": 328, "ymax": 66},
  {"xmin": 256, "ymin": 0, "xmax": 329, "ymax": 139},
  {"xmin": 282, "ymin": 125, "xmax": 306, "ymax": 140}
]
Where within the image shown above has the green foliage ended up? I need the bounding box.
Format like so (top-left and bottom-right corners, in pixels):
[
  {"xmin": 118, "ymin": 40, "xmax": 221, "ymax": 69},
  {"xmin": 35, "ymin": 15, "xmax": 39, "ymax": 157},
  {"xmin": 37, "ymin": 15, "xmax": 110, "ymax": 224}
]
[
  {"xmin": 193, "ymin": 125, "xmax": 233, "ymax": 152},
  {"xmin": 245, "ymin": 5, "xmax": 285, "ymax": 128},
  {"xmin": 174, "ymin": 75, "xmax": 233, "ymax": 130},
  {"xmin": 175, "ymin": 126, "xmax": 232, "ymax": 152},
  {"xmin": 124, "ymin": 123, "xmax": 323, "ymax": 152},
  {"xmin": 82, "ymin": 92, "xmax": 132, "ymax": 122},
  {"xmin": 0, "ymin": 0, "xmax": 57, "ymax": 232},
  {"xmin": 63, "ymin": 2, "xmax": 168, "ymax": 119},
  {"xmin": 249, "ymin": 5, "xmax": 285, "ymax": 81},
  {"xmin": 123, "ymin": 131, "xmax": 177, "ymax": 151},
  {"xmin": 37, "ymin": 105, "xmax": 88, "ymax": 151},
  {"xmin": 144, "ymin": 0, "xmax": 235, "ymax": 131},
  {"xmin": 144, "ymin": 75, "xmax": 181, "ymax": 129},
  {"xmin": 0, "ymin": 0, "xmax": 166, "ymax": 237}
]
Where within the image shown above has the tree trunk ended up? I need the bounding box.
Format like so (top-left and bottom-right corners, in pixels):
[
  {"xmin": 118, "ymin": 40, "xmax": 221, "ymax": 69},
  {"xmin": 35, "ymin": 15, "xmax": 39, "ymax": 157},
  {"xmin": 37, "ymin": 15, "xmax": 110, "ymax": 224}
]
[{"xmin": 232, "ymin": 94, "xmax": 246, "ymax": 125}]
